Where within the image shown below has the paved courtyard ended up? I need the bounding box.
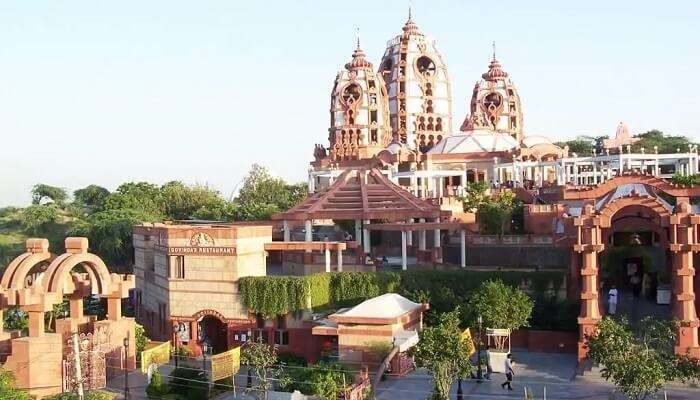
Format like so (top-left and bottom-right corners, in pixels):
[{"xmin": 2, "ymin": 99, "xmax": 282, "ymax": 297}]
[{"xmin": 375, "ymin": 352, "xmax": 700, "ymax": 400}]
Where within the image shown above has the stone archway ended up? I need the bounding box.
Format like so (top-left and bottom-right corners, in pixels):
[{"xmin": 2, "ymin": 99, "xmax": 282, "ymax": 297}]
[{"xmin": 574, "ymin": 194, "xmax": 699, "ymax": 361}]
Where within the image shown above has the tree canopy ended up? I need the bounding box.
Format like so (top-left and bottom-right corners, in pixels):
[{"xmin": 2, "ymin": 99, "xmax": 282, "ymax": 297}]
[
  {"xmin": 235, "ymin": 164, "xmax": 307, "ymax": 220},
  {"xmin": 466, "ymin": 279, "xmax": 533, "ymax": 332},
  {"xmin": 31, "ymin": 184, "xmax": 68, "ymax": 205},
  {"xmin": 411, "ymin": 310, "xmax": 473, "ymax": 400},
  {"xmin": 586, "ymin": 316, "xmax": 700, "ymax": 400}
]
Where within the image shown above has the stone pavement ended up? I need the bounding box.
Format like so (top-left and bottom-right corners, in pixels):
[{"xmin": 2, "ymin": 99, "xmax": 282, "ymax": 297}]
[{"xmin": 375, "ymin": 351, "xmax": 700, "ymax": 400}]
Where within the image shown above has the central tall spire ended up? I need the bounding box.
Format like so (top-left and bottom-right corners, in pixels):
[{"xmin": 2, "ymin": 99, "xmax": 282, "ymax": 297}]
[{"xmin": 402, "ymin": 6, "xmax": 421, "ymax": 36}]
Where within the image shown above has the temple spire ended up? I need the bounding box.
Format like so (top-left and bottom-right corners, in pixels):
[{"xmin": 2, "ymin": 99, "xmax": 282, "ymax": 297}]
[
  {"xmin": 492, "ymin": 41, "xmax": 497, "ymax": 61},
  {"xmin": 408, "ymin": 5, "xmax": 412, "ymax": 21},
  {"xmin": 356, "ymin": 27, "xmax": 361, "ymax": 50}
]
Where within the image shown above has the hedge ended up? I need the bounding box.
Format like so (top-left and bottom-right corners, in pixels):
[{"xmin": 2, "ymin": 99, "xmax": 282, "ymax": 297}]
[{"xmin": 239, "ymin": 270, "xmax": 567, "ymax": 322}]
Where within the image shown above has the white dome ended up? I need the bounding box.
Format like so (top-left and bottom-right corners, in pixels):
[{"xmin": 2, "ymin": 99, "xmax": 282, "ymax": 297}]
[
  {"xmin": 428, "ymin": 130, "xmax": 518, "ymax": 154},
  {"xmin": 521, "ymin": 134, "xmax": 555, "ymax": 148}
]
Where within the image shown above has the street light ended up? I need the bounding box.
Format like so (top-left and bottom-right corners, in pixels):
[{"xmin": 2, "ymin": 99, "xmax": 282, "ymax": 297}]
[
  {"xmin": 476, "ymin": 315, "xmax": 483, "ymax": 382},
  {"xmin": 246, "ymin": 329, "xmax": 253, "ymax": 389},
  {"xmin": 123, "ymin": 336, "xmax": 130, "ymax": 400},
  {"xmin": 173, "ymin": 324, "xmax": 184, "ymax": 369}
]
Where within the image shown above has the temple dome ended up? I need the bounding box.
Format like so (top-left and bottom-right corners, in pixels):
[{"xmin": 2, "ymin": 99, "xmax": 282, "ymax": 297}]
[
  {"xmin": 461, "ymin": 52, "xmax": 523, "ymax": 141},
  {"xmin": 377, "ymin": 10, "xmax": 453, "ymax": 153},
  {"xmin": 326, "ymin": 41, "xmax": 392, "ymax": 162},
  {"xmin": 428, "ymin": 130, "xmax": 518, "ymax": 154}
]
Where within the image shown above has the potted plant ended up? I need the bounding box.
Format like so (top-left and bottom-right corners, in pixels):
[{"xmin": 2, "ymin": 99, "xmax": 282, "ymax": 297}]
[{"xmin": 467, "ymin": 280, "xmax": 533, "ymax": 373}]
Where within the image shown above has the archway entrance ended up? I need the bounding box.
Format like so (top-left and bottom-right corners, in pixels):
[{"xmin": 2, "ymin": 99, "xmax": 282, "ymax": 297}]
[
  {"xmin": 198, "ymin": 315, "xmax": 228, "ymax": 354},
  {"xmin": 573, "ymin": 194, "xmax": 700, "ymax": 361}
]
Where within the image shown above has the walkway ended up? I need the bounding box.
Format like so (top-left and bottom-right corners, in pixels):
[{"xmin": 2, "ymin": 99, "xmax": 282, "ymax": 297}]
[{"xmin": 375, "ymin": 352, "xmax": 700, "ymax": 400}]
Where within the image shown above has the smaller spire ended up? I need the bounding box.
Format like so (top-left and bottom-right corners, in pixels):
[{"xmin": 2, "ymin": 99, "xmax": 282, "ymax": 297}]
[
  {"xmin": 492, "ymin": 41, "xmax": 497, "ymax": 61},
  {"xmin": 402, "ymin": 5, "xmax": 421, "ymax": 36}
]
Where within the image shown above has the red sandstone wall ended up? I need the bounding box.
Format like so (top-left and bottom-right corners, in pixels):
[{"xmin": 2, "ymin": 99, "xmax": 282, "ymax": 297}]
[{"xmin": 510, "ymin": 329, "xmax": 578, "ymax": 353}]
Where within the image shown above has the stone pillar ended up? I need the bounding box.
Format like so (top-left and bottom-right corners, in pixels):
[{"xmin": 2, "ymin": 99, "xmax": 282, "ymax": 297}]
[
  {"xmin": 308, "ymin": 171, "xmax": 315, "ymax": 194},
  {"xmin": 324, "ymin": 248, "xmax": 331, "ymax": 273},
  {"xmin": 337, "ymin": 249, "xmax": 343, "ymax": 272},
  {"xmin": 283, "ymin": 220, "xmax": 290, "ymax": 242},
  {"xmin": 27, "ymin": 309, "xmax": 45, "ymax": 337},
  {"xmin": 107, "ymin": 297, "xmax": 122, "ymax": 321},
  {"xmin": 460, "ymin": 229, "xmax": 466, "ymax": 268},
  {"xmin": 419, "ymin": 218, "xmax": 426, "ymax": 251},
  {"xmin": 401, "ymin": 231, "xmax": 408, "ymax": 271},
  {"xmin": 70, "ymin": 295, "xmax": 84, "ymax": 320},
  {"xmin": 670, "ymin": 204, "xmax": 700, "ymax": 358},
  {"xmin": 305, "ymin": 219, "xmax": 313, "ymax": 253},
  {"xmin": 434, "ymin": 228, "xmax": 442, "ymax": 263},
  {"xmin": 354, "ymin": 219, "xmax": 361, "ymax": 243},
  {"xmin": 362, "ymin": 219, "xmax": 371, "ymax": 255},
  {"xmin": 406, "ymin": 219, "xmax": 413, "ymax": 250},
  {"xmin": 574, "ymin": 205, "xmax": 604, "ymax": 362}
]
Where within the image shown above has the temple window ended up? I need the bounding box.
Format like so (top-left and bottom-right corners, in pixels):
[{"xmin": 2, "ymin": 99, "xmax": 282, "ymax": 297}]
[
  {"xmin": 370, "ymin": 110, "xmax": 377, "ymax": 124},
  {"xmin": 425, "ymin": 83, "xmax": 433, "ymax": 96},
  {"xmin": 426, "ymin": 100, "xmax": 434, "ymax": 113},
  {"xmin": 510, "ymin": 117, "xmax": 517, "ymax": 129},
  {"xmin": 368, "ymin": 79, "xmax": 375, "ymax": 89},
  {"xmin": 371, "ymin": 129, "xmax": 378, "ymax": 142},
  {"xmin": 254, "ymin": 314, "xmax": 268, "ymax": 343},
  {"xmin": 170, "ymin": 256, "xmax": 185, "ymax": 279}
]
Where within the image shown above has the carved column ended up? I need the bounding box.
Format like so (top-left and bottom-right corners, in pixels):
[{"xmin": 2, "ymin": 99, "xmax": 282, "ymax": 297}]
[
  {"xmin": 669, "ymin": 202, "xmax": 700, "ymax": 358},
  {"xmin": 574, "ymin": 205, "xmax": 604, "ymax": 362}
]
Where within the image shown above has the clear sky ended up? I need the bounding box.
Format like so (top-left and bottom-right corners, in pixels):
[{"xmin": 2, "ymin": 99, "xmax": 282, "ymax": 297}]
[{"xmin": 1, "ymin": 0, "xmax": 699, "ymax": 206}]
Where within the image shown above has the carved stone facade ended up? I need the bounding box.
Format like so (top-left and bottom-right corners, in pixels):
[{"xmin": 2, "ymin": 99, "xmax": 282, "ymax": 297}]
[
  {"xmin": 461, "ymin": 54, "xmax": 523, "ymax": 141},
  {"xmin": 573, "ymin": 189, "xmax": 700, "ymax": 361},
  {"xmin": 378, "ymin": 11, "xmax": 452, "ymax": 152},
  {"xmin": 325, "ymin": 41, "xmax": 392, "ymax": 162}
]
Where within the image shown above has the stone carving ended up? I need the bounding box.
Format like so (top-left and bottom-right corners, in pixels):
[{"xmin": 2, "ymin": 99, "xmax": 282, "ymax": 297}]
[{"xmin": 190, "ymin": 232, "xmax": 215, "ymax": 247}]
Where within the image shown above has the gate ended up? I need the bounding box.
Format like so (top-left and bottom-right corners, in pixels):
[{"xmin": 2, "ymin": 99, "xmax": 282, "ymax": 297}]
[{"xmin": 62, "ymin": 328, "xmax": 111, "ymax": 392}]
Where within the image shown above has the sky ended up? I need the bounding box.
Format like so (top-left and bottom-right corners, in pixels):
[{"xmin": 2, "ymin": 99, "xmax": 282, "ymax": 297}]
[{"xmin": 1, "ymin": 0, "xmax": 699, "ymax": 206}]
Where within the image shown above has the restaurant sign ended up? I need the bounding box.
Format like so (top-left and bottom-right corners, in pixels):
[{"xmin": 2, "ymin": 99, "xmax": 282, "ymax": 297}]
[{"xmin": 165, "ymin": 246, "xmax": 236, "ymax": 256}]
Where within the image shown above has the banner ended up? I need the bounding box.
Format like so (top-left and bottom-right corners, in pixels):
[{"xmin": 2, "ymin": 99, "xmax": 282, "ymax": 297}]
[
  {"xmin": 461, "ymin": 328, "xmax": 476, "ymax": 355},
  {"xmin": 209, "ymin": 347, "xmax": 241, "ymax": 381},
  {"xmin": 140, "ymin": 341, "xmax": 171, "ymax": 374}
]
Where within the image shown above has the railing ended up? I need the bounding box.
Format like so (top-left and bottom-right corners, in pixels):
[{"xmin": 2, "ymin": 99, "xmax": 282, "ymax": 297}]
[{"xmin": 468, "ymin": 235, "xmax": 556, "ymax": 246}]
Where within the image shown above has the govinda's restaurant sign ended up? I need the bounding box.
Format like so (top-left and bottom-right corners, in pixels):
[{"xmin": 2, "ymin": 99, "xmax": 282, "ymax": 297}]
[{"xmin": 162, "ymin": 231, "xmax": 236, "ymax": 256}]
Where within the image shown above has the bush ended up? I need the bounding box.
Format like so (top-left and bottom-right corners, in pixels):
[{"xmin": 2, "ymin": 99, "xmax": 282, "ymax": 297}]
[
  {"xmin": 168, "ymin": 367, "xmax": 208, "ymax": 400},
  {"xmin": 44, "ymin": 391, "xmax": 114, "ymax": 400},
  {"xmin": 146, "ymin": 370, "xmax": 167, "ymax": 399}
]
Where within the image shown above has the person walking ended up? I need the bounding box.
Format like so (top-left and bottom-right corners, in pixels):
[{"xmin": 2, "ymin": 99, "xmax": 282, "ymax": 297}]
[
  {"xmin": 501, "ymin": 353, "xmax": 514, "ymax": 391},
  {"xmin": 608, "ymin": 284, "xmax": 618, "ymax": 316}
]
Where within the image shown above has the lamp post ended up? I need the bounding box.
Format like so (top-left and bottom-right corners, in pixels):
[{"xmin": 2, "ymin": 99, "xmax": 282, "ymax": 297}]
[
  {"xmin": 476, "ymin": 315, "xmax": 483, "ymax": 382},
  {"xmin": 123, "ymin": 336, "xmax": 130, "ymax": 400}
]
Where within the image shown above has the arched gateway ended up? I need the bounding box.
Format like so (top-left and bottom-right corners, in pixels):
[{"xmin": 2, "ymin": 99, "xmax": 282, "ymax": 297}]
[{"xmin": 574, "ymin": 188, "xmax": 700, "ymax": 361}]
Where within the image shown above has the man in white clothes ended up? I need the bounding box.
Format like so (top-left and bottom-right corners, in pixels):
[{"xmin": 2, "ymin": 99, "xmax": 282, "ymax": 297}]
[
  {"xmin": 501, "ymin": 353, "xmax": 514, "ymax": 391},
  {"xmin": 608, "ymin": 284, "xmax": 618, "ymax": 316}
]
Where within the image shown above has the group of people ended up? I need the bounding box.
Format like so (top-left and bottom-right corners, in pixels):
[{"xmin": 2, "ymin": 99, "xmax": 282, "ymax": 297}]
[{"xmin": 471, "ymin": 352, "xmax": 516, "ymax": 391}]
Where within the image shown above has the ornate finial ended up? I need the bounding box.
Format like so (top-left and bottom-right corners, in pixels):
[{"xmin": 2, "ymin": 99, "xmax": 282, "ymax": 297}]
[
  {"xmin": 408, "ymin": 5, "xmax": 412, "ymax": 21},
  {"xmin": 402, "ymin": 4, "xmax": 421, "ymax": 36},
  {"xmin": 355, "ymin": 27, "xmax": 361, "ymax": 49},
  {"xmin": 492, "ymin": 41, "xmax": 497, "ymax": 61}
]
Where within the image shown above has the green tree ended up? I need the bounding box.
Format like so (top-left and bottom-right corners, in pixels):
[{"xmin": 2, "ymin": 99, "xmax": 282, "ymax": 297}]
[
  {"xmin": 31, "ymin": 184, "xmax": 68, "ymax": 205},
  {"xmin": 553, "ymin": 135, "xmax": 607, "ymax": 156},
  {"xmin": 0, "ymin": 368, "xmax": 30, "ymax": 400},
  {"xmin": 242, "ymin": 337, "xmax": 278, "ymax": 400},
  {"xmin": 586, "ymin": 316, "xmax": 700, "ymax": 400},
  {"xmin": 411, "ymin": 310, "xmax": 473, "ymax": 400},
  {"xmin": 192, "ymin": 200, "xmax": 238, "ymax": 221},
  {"xmin": 235, "ymin": 164, "xmax": 306, "ymax": 220},
  {"xmin": 460, "ymin": 181, "xmax": 488, "ymax": 213},
  {"xmin": 73, "ymin": 185, "xmax": 110, "ymax": 210},
  {"xmin": 160, "ymin": 181, "xmax": 225, "ymax": 220},
  {"xmin": 20, "ymin": 204, "xmax": 61, "ymax": 235},
  {"xmin": 477, "ymin": 190, "xmax": 519, "ymax": 235},
  {"xmin": 670, "ymin": 173, "xmax": 700, "ymax": 187},
  {"xmin": 631, "ymin": 129, "xmax": 697, "ymax": 154},
  {"xmin": 103, "ymin": 182, "xmax": 165, "ymax": 217},
  {"xmin": 3, "ymin": 307, "xmax": 28, "ymax": 332},
  {"xmin": 69, "ymin": 208, "xmax": 157, "ymax": 268},
  {"xmin": 466, "ymin": 279, "xmax": 533, "ymax": 346}
]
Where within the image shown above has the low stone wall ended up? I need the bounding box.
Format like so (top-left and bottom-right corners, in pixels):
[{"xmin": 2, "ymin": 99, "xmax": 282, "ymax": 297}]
[
  {"xmin": 510, "ymin": 329, "xmax": 578, "ymax": 353},
  {"xmin": 444, "ymin": 244, "xmax": 571, "ymax": 269}
]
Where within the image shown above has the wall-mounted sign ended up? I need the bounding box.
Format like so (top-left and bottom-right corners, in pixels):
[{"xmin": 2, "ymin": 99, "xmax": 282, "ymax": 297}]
[{"xmin": 164, "ymin": 246, "xmax": 236, "ymax": 256}]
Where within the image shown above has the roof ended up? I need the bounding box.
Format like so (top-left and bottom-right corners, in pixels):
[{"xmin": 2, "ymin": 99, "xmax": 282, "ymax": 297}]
[
  {"xmin": 595, "ymin": 183, "xmax": 673, "ymax": 212},
  {"xmin": 272, "ymin": 168, "xmax": 445, "ymax": 221},
  {"xmin": 428, "ymin": 131, "xmax": 518, "ymax": 154},
  {"xmin": 332, "ymin": 293, "xmax": 423, "ymax": 321}
]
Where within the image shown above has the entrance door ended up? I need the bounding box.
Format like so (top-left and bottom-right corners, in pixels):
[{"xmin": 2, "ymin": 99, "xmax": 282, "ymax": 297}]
[{"xmin": 199, "ymin": 316, "xmax": 228, "ymax": 354}]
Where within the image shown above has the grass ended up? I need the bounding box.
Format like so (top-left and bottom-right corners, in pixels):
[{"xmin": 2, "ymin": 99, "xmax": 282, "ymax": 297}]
[{"xmin": 0, "ymin": 207, "xmax": 28, "ymax": 268}]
